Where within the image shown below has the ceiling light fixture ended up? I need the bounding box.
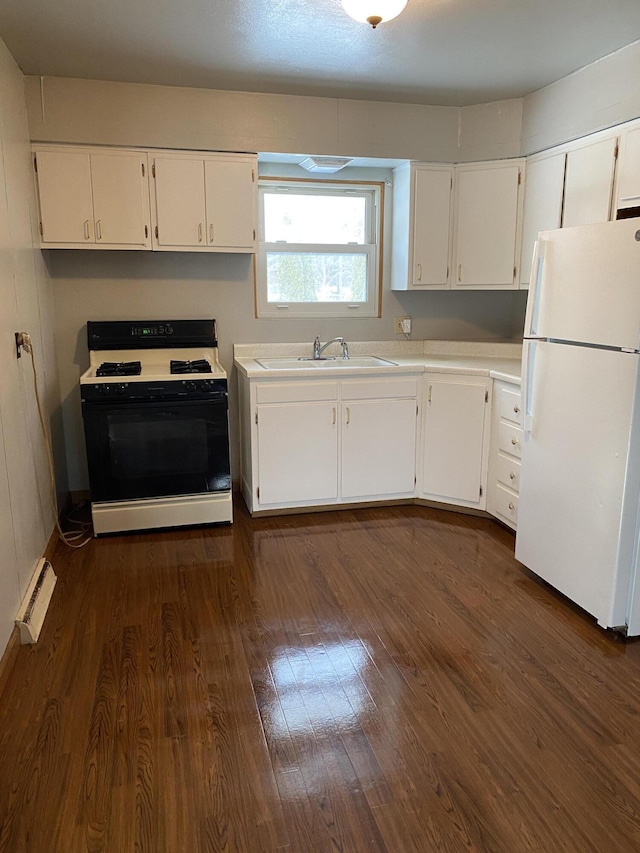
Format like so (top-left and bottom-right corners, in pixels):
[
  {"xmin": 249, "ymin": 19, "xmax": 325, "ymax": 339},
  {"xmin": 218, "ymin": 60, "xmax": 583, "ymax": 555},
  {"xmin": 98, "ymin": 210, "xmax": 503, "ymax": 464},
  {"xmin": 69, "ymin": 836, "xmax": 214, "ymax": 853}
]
[
  {"xmin": 341, "ymin": 0, "xmax": 408, "ymax": 28},
  {"xmin": 299, "ymin": 156, "xmax": 353, "ymax": 173}
]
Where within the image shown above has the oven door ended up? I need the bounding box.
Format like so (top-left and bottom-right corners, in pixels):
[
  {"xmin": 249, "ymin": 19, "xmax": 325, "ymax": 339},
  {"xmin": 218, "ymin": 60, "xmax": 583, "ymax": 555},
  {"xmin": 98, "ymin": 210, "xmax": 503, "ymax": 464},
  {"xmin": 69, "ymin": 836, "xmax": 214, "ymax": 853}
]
[{"xmin": 82, "ymin": 396, "xmax": 231, "ymax": 502}]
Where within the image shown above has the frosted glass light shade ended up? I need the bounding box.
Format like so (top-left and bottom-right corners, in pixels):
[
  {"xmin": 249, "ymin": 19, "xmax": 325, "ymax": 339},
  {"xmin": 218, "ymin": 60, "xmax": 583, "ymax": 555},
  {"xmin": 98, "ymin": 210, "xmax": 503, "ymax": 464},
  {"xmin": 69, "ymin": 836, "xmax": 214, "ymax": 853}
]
[{"xmin": 342, "ymin": 0, "xmax": 408, "ymax": 27}]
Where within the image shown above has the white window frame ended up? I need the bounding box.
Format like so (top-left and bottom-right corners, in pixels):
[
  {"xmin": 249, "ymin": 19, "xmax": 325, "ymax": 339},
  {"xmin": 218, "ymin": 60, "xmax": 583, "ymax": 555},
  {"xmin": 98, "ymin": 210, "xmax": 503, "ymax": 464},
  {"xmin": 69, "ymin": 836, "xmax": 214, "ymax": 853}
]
[{"xmin": 256, "ymin": 178, "xmax": 383, "ymax": 318}]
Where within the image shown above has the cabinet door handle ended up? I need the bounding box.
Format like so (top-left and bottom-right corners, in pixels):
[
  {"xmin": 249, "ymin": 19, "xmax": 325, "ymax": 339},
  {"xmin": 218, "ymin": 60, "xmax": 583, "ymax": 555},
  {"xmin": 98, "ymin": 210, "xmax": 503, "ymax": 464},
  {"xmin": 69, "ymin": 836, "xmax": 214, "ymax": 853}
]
[
  {"xmin": 332, "ymin": 407, "xmax": 336, "ymax": 425},
  {"xmin": 198, "ymin": 223, "xmax": 203, "ymax": 243},
  {"xmin": 509, "ymin": 472, "xmax": 516, "ymax": 480},
  {"xmin": 514, "ymin": 405, "xmax": 520, "ymax": 414},
  {"xmin": 96, "ymin": 220, "xmax": 102, "ymax": 240},
  {"xmin": 210, "ymin": 224, "xmax": 214, "ymax": 243},
  {"xmin": 508, "ymin": 502, "xmax": 515, "ymax": 511},
  {"xmin": 416, "ymin": 263, "xmax": 422, "ymax": 282},
  {"xmin": 428, "ymin": 384, "xmax": 432, "ymax": 404},
  {"xmin": 346, "ymin": 407, "xmax": 350, "ymax": 425},
  {"xmin": 511, "ymin": 437, "xmax": 518, "ymax": 445},
  {"xmin": 84, "ymin": 219, "xmax": 90, "ymax": 240},
  {"xmin": 458, "ymin": 263, "xmax": 462, "ymax": 282}
]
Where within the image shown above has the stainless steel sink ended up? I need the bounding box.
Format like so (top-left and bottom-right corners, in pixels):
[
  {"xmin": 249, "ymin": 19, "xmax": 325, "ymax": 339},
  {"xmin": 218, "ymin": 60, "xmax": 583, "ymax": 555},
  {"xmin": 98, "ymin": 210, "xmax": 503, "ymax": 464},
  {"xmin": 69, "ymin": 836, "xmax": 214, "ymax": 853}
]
[{"xmin": 255, "ymin": 356, "xmax": 398, "ymax": 370}]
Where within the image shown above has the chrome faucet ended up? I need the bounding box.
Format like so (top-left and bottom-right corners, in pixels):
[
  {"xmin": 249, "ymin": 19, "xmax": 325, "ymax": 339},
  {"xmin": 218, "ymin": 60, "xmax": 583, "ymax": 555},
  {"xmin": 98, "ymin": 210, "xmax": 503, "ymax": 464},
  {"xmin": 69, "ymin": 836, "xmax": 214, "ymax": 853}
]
[{"xmin": 313, "ymin": 336, "xmax": 349, "ymax": 359}]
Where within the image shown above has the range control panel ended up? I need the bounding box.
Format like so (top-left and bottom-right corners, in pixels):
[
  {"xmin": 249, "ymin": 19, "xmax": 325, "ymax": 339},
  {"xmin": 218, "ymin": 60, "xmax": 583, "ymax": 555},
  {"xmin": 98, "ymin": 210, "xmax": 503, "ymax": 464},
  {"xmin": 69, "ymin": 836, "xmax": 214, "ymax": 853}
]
[{"xmin": 87, "ymin": 319, "xmax": 217, "ymax": 350}]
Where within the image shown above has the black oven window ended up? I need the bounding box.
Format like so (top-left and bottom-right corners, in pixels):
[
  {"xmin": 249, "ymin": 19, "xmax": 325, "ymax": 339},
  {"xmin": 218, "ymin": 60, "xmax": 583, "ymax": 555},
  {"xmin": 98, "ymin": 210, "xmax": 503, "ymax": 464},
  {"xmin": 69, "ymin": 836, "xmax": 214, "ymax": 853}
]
[{"xmin": 108, "ymin": 416, "xmax": 208, "ymax": 480}]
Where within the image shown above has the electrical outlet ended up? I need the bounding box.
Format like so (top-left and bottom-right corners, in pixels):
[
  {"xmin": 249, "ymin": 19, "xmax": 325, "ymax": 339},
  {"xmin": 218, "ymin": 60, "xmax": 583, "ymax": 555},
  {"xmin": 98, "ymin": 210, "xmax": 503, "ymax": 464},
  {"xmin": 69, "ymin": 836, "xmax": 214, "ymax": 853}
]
[{"xmin": 394, "ymin": 316, "xmax": 411, "ymax": 334}]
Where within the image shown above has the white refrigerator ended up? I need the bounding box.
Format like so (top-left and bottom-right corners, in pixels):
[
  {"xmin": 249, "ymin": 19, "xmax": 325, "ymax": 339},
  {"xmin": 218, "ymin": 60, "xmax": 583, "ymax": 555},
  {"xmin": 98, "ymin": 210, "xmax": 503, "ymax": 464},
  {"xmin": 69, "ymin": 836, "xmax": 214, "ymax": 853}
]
[{"xmin": 516, "ymin": 218, "xmax": 640, "ymax": 635}]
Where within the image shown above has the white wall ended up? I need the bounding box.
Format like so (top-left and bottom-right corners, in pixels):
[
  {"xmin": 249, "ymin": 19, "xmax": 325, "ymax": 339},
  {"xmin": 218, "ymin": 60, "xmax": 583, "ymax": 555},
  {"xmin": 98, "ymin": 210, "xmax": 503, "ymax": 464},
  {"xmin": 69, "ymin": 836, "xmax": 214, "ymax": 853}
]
[
  {"xmin": 24, "ymin": 75, "xmax": 524, "ymax": 163},
  {"xmin": 0, "ymin": 40, "xmax": 60, "ymax": 656},
  {"xmin": 522, "ymin": 39, "xmax": 640, "ymax": 155}
]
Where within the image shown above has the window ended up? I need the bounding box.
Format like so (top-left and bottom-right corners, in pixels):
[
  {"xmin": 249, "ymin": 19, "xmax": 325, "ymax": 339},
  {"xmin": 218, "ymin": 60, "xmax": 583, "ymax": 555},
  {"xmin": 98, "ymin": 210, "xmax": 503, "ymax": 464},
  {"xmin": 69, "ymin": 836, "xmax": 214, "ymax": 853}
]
[{"xmin": 256, "ymin": 179, "xmax": 382, "ymax": 318}]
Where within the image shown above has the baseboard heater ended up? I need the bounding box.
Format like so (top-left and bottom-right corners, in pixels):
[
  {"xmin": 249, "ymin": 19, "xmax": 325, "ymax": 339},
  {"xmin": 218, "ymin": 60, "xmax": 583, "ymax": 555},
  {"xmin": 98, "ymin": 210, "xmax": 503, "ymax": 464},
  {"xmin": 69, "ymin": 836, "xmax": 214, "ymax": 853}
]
[{"xmin": 15, "ymin": 558, "xmax": 57, "ymax": 644}]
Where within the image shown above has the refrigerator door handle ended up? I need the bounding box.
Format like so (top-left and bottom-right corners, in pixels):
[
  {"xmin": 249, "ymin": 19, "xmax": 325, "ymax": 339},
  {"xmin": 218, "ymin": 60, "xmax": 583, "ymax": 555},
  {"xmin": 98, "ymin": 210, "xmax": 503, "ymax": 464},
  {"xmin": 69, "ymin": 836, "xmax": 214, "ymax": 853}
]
[
  {"xmin": 524, "ymin": 239, "xmax": 546, "ymax": 338},
  {"xmin": 521, "ymin": 338, "xmax": 538, "ymax": 435}
]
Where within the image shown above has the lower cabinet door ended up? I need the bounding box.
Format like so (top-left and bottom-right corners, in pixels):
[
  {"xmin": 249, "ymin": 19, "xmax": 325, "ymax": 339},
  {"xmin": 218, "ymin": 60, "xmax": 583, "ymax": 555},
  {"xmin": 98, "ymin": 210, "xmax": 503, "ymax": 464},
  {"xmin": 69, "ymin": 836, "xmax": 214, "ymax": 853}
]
[
  {"xmin": 257, "ymin": 401, "xmax": 338, "ymax": 505},
  {"xmin": 341, "ymin": 398, "xmax": 417, "ymax": 499},
  {"xmin": 421, "ymin": 377, "xmax": 489, "ymax": 507}
]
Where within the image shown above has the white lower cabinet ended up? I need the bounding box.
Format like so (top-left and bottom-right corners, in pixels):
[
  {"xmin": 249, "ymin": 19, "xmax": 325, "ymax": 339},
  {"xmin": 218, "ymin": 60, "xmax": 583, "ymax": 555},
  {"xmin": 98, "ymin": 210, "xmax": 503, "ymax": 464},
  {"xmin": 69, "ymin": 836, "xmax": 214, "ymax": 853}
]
[
  {"xmin": 240, "ymin": 375, "xmax": 419, "ymax": 512},
  {"xmin": 341, "ymin": 396, "xmax": 417, "ymax": 499},
  {"xmin": 487, "ymin": 379, "xmax": 523, "ymax": 530},
  {"xmin": 256, "ymin": 401, "xmax": 338, "ymax": 505},
  {"xmin": 420, "ymin": 375, "xmax": 491, "ymax": 509}
]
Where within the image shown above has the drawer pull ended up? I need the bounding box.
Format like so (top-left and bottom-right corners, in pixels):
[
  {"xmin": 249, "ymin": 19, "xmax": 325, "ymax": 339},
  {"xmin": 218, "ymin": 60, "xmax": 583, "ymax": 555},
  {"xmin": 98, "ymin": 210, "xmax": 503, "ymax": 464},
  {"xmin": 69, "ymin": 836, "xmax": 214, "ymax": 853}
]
[
  {"xmin": 416, "ymin": 263, "xmax": 422, "ymax": 281},
  {"xmin": 513, "ymin": 405, "xmax": 520, "ymax": 414},
  {"xmin": 509, "ymin": 472, "xmax": 516, "ymax": 480},
  {"xmin": 508, "ymin": 502, "xmax": 515, "ymax": 510},
  {"xmin": 84, "ymin": 219, "xmax": 90, "ymax": 240},
  {"xmin": 511, "ymin": 437, "xmax": 518, "ymax": 446},
  {"xmin": 198, "ymin": 223, "xmax": 203, "ymax": 243}
]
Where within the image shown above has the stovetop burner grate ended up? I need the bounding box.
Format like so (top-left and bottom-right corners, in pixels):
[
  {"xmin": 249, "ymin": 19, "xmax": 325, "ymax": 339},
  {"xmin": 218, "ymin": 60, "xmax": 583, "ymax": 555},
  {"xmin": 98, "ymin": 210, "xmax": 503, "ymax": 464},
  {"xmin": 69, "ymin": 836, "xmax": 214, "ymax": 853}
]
[
  {"xmin": 96, "ymin": 361, "xmax": 142, "ymax": 377},
  {"xmin": 170, "ymin": 359, "xmax": 212, "ymax": 374}
]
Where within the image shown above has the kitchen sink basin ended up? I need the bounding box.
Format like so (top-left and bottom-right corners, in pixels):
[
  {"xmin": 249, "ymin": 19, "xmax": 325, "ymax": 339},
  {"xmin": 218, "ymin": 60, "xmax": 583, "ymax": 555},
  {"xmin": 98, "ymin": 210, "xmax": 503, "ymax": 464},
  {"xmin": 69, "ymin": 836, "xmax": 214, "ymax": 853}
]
[{"xmin": 256, "ymin": 356, "xmax": 398, "ymax": 369}]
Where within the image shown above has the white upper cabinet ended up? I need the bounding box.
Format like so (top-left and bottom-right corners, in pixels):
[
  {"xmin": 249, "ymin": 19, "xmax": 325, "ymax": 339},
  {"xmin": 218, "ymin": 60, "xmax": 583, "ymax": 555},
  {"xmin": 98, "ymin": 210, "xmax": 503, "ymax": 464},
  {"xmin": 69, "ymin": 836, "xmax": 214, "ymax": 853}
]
[
  {"xmin": 616, "ymin": 126, "xmax": 640, "ymax": 213},
  {"xmin": 35, "ymin": 148, "xmax": 150, "ymax": 248},
  {"xmin": 562, "ymin": 136, "xmax": 618, "ymax": 228},
  {"xmin": 150, "ymin": 151, "xmax": 257, "ymax": 253},
  {"xmin": 204, "ymin": 159, "xmax": 256, "ymax": 250},
  {"xmin": 391, "ymin": 163, "xmax": 453, "ymax": 290},
  {"xmin": 519, "ymin": 152, "xmax": 566, "ymax": 288},
  {"xmin": 152, "ymin": 156, "xmax": 207, "ymax": 248},
  {"xmin": 90, "ymin": 153, "xmax": 151, "ymax": 246},
  {"xmin": 452, "ymin": 160, "xmax": 524, "ymax": 289}
]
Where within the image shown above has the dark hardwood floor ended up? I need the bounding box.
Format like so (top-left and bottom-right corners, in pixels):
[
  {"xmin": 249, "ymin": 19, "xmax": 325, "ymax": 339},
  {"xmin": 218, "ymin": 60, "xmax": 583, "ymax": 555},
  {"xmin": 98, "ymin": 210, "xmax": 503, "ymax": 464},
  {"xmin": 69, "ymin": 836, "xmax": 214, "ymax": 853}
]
[{"xmin": 2, "ymin": 499, "xmax": 640, "ymax": 852}]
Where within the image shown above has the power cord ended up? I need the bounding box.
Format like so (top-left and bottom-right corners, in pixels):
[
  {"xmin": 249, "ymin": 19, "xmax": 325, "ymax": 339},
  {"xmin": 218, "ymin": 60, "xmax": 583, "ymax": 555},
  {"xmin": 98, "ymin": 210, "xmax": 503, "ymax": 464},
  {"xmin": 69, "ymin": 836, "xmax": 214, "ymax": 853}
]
[{"xmin": 17, "ymin": 332, "xmax": 92, "ymax": 549}]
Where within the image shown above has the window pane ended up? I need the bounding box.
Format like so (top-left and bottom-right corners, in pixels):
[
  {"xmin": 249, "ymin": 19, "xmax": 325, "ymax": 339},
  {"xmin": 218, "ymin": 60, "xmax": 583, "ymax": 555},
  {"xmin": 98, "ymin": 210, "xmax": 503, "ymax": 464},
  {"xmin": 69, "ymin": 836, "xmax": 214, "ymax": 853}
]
[
  {"xmin": 264, "ymin": 194, "xmax": 367, "ymax": 244},
  {"xmin": 266, "ymin": 252, "xmax": 367, "ymax": 303}
]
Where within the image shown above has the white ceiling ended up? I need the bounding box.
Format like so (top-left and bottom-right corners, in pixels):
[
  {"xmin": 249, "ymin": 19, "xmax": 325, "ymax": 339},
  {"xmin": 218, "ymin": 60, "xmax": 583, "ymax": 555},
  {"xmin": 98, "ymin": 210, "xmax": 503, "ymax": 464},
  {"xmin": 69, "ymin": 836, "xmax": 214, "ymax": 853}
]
[{"xmin": 1, "ymin": 0, "xmax": 640, "ymax": 107}]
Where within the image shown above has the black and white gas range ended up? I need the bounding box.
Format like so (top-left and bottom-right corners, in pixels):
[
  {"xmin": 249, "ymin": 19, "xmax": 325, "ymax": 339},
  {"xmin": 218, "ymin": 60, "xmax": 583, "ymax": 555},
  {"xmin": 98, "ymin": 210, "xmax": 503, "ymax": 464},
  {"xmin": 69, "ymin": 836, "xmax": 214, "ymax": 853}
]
[{"xmin": 80, "ymin": 319, "xmax": 232, "ymax": 535}]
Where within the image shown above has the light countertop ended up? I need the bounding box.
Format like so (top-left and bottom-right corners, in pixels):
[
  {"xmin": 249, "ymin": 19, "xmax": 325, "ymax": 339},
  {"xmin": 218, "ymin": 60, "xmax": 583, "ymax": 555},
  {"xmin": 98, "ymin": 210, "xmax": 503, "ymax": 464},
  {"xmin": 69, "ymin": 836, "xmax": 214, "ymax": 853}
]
[{"xmin": 234, "ymin": 341, "xmax": 522, "ymax": 385}]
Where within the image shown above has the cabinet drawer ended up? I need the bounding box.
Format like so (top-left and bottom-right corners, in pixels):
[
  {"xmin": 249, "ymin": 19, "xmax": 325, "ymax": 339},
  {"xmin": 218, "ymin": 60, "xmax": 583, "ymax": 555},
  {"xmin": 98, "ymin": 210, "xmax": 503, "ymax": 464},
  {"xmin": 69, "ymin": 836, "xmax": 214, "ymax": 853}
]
[
  {"xmin": 341, "ymin": 376, "xmax": 418, "ymax": 401},
  {"xmin": 498, "ymin": 422, "xmax": 523, "ymax": 459},
  {"xmin": 495, "ymin": 452, "xmax": 521, "ymax": 492},
  {"xmin": 497, "ymin": 385, "xmax": 522, "ymax": 426},
  {"xmin": 256, "ymin": 381, "xmax": 338, "ymax": 404},
  {"xmin": 494, "ymin": 484, "xmax": 519, "ymax": 526}
]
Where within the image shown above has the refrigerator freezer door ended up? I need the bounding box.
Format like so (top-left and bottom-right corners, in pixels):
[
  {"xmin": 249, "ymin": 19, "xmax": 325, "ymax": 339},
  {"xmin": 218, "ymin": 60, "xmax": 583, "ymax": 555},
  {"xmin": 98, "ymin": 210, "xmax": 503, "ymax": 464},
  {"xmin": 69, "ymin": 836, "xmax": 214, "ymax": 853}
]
[
  {"xmin": 516, "ymin": 341, "xmax": 640, "ymax": 629},
  {"xmin": 528, "ymin": 219, "xmax": 640, "ymax": 350}
]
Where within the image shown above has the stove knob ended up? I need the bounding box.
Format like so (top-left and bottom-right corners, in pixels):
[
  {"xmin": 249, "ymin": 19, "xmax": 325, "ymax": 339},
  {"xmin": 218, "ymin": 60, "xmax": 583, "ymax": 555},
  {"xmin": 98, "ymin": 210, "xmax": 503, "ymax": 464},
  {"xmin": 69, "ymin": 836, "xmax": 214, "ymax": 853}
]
[
  {"xmin": 185, "ymin": 381, "xmax": 197, "ymax": 392},
  {"xmin": 117, "ymin": 384, "xmax": 127, "ymax": 395},
  {"xmin": 165, "ymin": 324, "xmax": 174, "ymax": 335},
  {"xmin": 202, "ymin": 379, "xmax": 214, "ymax": 391},
  {"xmin": 102, "ymin": 385, "xmax": 111, "ymax": 396}
]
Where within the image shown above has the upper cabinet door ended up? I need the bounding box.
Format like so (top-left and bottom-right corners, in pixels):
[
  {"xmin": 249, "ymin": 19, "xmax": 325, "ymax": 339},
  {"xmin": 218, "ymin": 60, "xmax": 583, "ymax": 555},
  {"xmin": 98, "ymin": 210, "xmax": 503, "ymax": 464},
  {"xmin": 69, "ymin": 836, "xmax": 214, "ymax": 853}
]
[
  {"xmin": 562, "ymin": 137, "xmax": 617, "ymax": 228},
  {"xmin": 453, "ymin": 162, "xmax": 522, "ymax": 288},
  {"xmin": 616, "ymin": 126, "xmax": 640, "ymax": 212},
  {"xmin": 411, "ymin": 166, "xmax": 453, "ymax": 287},
  {"xmin": 204, "ymin": 159, "xmax": 256, "ymax": 251},
  {"xmin": 36, "ymin": 150, "xmax": 94, "ymax": 244},
  {"xmin": 520, "ymin": 152, "xmax": 566, "ymax": 288},
  {"xmin": 90, "ymin": 153, "xmax": 150, "ymax": 247},
  {"xmin": 153, "ymin": 157, "xmax": 207, "ymax": 247}
]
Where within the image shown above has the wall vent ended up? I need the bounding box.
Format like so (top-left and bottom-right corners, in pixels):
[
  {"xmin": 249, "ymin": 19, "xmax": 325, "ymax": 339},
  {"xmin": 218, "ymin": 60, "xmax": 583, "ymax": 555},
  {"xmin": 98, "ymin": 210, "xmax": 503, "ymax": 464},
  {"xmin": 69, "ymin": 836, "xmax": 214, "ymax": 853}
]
[{"xmin": 15, "ymin": 558, "xmax": 57, "ymax": 644}]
